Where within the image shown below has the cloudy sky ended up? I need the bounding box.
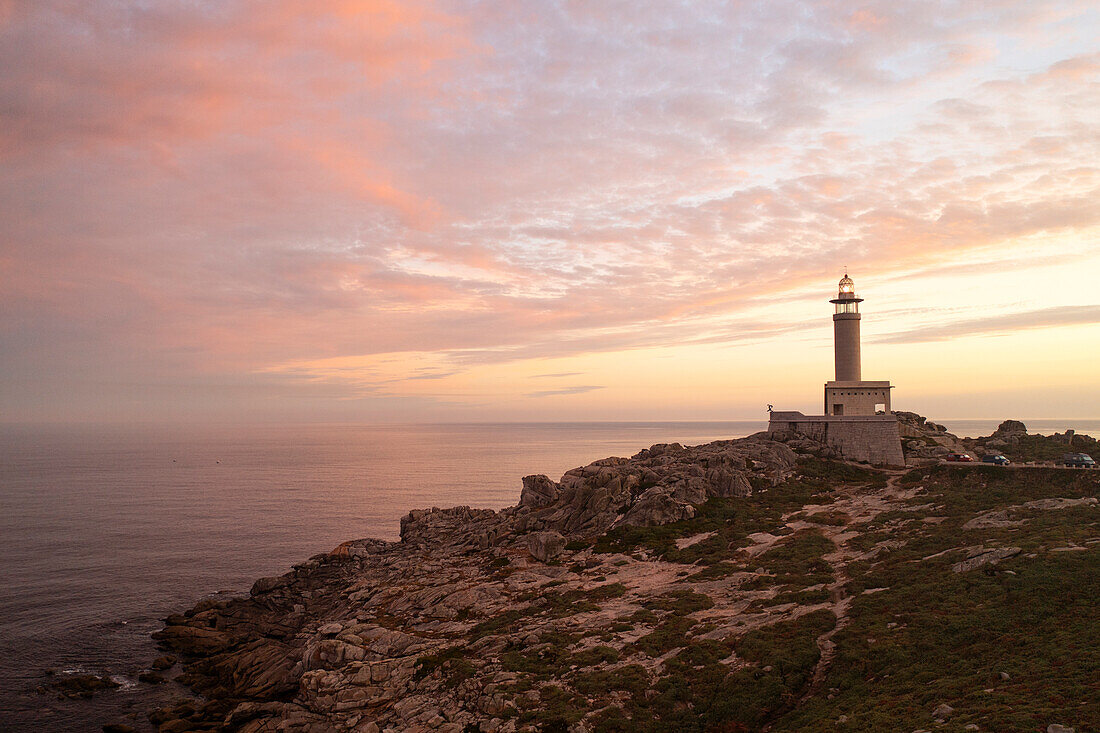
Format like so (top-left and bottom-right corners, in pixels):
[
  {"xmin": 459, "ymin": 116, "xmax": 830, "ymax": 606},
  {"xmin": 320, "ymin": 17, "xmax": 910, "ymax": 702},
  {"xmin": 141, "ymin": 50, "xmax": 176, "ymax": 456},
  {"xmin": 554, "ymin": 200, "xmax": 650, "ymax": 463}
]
[{"xmin": 2, "ymin": 0, "xmax": 1098, "ymax": 423}]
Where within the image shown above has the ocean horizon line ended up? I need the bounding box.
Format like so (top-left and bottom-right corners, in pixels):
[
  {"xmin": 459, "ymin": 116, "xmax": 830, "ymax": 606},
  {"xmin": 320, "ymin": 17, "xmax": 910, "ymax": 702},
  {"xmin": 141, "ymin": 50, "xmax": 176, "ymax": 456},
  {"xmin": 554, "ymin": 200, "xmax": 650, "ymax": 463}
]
[{"xmin": 3, "ymin": 416, "xmax": 1100, "ymax": 428}]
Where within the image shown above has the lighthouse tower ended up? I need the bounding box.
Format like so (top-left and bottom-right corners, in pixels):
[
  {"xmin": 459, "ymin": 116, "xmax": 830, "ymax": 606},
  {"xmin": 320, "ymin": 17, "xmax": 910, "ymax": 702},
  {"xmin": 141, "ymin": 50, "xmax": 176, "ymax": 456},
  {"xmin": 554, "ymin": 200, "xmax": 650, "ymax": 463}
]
[
  {"xmin": 831, "ymin": 273, "xmax": 862, "ymax": 381},
  {"xmin": 823, "ymin": 273, "xmax": 892, "ymax": 416}
]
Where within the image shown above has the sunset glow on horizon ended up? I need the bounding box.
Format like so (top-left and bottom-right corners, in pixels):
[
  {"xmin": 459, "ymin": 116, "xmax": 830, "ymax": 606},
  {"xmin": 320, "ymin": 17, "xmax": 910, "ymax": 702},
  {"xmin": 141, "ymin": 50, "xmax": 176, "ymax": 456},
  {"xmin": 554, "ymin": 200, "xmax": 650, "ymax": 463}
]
[{"xmin": 2, "ymin": 1, "xmax": 1098, "ymax": 423}]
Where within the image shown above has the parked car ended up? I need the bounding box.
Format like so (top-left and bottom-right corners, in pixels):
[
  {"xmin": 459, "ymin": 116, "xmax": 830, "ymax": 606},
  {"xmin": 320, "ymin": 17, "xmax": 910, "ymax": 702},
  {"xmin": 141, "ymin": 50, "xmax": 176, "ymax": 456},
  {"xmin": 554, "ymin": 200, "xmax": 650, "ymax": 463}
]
[
  {"xmin": 946, "ymin": 453, "xmax": 974, "ymax": 462},
  {"xmin": 981, "ymin": 454, "xmax": 1010, "ymax": 465},
  {"xmin": 1061, "ymin": 453, "xmax": 1096, "ymax": 468}
]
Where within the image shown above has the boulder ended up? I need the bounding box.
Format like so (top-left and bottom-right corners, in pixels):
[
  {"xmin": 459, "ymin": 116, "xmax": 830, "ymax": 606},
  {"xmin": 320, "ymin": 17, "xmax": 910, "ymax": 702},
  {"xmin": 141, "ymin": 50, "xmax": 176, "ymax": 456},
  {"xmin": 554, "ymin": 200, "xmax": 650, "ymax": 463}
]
[
  {"xmin": 526, "ymin": 531, "xmax": 566, "ymax": 563},
  {"xmin": 519, "ymin": 475, "xmax": 559, "ymax": 508},
  {"xmin": 250, "ymin": 575, "xmax": 290, "ymax": 596},
  {"xmin": 48, "ymin": 673, "xmax": 120, "ymax": 698},
  {"xmin": 932, "ymin": 703, "xmax": 954, "ymax": 721},
  {"xmin": 150, "ymin": 625, "xmax": 233, "ymax": 655},
  {"xmin": 992, "ymin": 420, "xmax": 1027, "ymax": 436},
  {"xmin": 619, "ymin": 491, "xmax": 695, "ymax": 527},
  {"xmin": 225, "ymin": 701, "xmax": 292, "ymax": 726}
]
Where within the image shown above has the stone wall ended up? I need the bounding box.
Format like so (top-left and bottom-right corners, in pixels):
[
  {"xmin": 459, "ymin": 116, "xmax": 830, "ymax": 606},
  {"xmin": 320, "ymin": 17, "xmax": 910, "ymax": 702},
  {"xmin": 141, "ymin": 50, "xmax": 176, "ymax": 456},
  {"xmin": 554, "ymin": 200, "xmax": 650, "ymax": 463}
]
[{"xmin": 768, "ymin": 411, "xmax": 905, "ymax": 466}]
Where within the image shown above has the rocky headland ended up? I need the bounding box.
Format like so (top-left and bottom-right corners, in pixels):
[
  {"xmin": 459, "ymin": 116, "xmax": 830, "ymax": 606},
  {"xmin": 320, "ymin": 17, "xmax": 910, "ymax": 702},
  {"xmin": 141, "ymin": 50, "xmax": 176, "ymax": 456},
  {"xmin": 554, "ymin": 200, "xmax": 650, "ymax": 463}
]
[{"xmin": 107, "ymin": 420, "xmax": 1097, "ymax": 732}]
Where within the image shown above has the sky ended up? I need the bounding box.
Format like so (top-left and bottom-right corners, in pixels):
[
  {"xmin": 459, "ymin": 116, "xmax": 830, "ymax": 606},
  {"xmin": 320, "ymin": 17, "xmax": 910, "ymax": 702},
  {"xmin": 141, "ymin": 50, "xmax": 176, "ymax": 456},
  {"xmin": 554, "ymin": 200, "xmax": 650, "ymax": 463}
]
[{"xmin": 1, "ymin": 0, "xmax": 1098, "ymax": 424}]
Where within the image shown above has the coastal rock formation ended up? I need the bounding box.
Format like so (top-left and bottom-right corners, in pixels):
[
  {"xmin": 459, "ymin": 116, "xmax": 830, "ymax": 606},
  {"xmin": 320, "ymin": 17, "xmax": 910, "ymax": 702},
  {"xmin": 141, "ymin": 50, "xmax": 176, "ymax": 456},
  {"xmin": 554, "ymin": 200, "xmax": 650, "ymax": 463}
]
[
  {"xmin": 518, "ymin": 474, "xmax": 559, "ymax": 509},
  {"xmin": 514, "ymin": 438, "xmax": 798, "ymax": 538},
  {"xmin": 136, "ymin": 426, "xmax": 1099, "ymax": 733},
  {"xmin": 992, "ymin": 419, "xmax": 1028, "ymax": 437},
  {"xmin": 43, "ymin": 673, "xmax": 120, "ymax": 699}
]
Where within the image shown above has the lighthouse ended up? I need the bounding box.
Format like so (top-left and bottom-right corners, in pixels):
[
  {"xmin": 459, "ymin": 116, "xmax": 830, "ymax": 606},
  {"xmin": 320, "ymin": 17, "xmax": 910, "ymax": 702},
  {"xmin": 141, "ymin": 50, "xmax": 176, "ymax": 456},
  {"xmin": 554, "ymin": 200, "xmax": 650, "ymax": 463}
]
[
  {"xmin": 823, "ymin": 273, "xmax": 892, "ymax": 416},
  {"xmin": 766, "ymin": 272, "xmax": 904, "ymax": 466},
  {"xmin": 831, "ymin": 273, "xmax": 861, "ymax": 381}
]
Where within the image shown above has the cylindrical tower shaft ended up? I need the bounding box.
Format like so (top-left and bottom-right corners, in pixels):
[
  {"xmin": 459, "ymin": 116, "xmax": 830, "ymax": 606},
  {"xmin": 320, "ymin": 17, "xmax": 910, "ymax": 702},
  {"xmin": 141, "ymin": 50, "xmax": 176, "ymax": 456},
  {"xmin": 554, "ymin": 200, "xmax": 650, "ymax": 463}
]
[
  {"xmin": 830, "ymin": 273, "xmax": 863, "ymax": 382},
  {"xmin": 833, "ymin": 312, "xmax": 861, "ymax": 381}
]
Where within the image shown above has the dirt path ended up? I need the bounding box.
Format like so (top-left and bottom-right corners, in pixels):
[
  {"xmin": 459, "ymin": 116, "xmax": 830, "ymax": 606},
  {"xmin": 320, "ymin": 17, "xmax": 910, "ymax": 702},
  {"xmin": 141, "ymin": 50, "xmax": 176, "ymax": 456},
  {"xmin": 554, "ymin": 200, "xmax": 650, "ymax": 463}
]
[{"xmin": 800, "ymin": 469, "xmax": 909, "ymax": 701}]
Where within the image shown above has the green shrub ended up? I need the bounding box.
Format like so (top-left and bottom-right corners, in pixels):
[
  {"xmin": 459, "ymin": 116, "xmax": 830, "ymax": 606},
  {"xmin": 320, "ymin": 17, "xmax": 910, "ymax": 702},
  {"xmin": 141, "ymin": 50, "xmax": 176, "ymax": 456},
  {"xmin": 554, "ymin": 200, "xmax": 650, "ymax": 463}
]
[{"xmin": 573, "ymin": 665, "xmax": 650, "ymax": 697}]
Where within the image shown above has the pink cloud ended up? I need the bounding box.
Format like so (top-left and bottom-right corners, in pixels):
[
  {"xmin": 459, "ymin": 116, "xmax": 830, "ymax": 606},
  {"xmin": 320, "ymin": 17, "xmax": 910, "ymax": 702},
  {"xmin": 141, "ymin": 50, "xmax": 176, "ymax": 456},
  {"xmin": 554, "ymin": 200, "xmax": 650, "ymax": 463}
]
[{"xmin": 1, "ymin": 0, "xmax": 1097, "ymax": 420}]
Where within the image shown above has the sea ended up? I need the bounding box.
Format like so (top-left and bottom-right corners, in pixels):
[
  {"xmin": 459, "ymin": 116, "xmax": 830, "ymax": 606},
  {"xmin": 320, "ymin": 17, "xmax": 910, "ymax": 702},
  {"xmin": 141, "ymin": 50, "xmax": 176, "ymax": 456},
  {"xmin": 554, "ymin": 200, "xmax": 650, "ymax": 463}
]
[{"xmin": 1, "ymin": 419, "xmax": 1097, "ymax": 732}]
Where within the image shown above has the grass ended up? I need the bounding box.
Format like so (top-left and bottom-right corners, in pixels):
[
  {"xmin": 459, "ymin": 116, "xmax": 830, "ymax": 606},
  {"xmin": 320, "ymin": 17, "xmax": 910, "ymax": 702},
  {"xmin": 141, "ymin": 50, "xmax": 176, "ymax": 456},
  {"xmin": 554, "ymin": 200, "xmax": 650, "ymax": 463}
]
[
  {"xmin": 516, "ymin": 685, "xmax": 589, "ymax": 730},
  {"xmin": 415, "ymin": 645, "xmax": 475, "ymax": 686},
  {"xmin": 772, "ymin": 466, "xmax": 1100, "ymax": 732},
  {"xmin": 684, "ymin": 561, "xmax": 745, "ymax": 582},
  {"xmin": 743, "ymin": 529, "xmax": 834, "ymax": 590},
  {"xmin": 591, "ymin": 610, "xmax": 836, "ymax": 733},
  {"xmin": 632, "ymin": 615, "xmax": 698, "ymax": 657},
  {"xmin": 641, "ymin": 589, "xmax": 714, "ymax": 614},
  {"xmin": 573, "ymin": 664, "xmax": 650, "ymax": 697},
  {"xmin": 801, "ymin": 509, "xmax": 850, "ymax": 526}
]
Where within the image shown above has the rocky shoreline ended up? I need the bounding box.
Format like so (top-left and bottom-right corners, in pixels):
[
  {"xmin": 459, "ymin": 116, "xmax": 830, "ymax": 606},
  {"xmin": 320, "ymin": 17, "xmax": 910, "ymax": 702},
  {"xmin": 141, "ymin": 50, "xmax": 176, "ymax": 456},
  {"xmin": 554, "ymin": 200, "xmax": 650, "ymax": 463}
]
[{"xmin": 93, "ymin": 420, "xmax": 1098, "ymax": 732}]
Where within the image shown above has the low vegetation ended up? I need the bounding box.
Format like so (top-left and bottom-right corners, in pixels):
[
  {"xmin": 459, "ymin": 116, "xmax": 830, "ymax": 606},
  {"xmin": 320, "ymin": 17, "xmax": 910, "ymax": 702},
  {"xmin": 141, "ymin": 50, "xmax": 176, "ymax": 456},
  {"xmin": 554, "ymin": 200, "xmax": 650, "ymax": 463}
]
[{"xmin": 489, "ymin": 463, "xmax": 1096, "ymax": 732}]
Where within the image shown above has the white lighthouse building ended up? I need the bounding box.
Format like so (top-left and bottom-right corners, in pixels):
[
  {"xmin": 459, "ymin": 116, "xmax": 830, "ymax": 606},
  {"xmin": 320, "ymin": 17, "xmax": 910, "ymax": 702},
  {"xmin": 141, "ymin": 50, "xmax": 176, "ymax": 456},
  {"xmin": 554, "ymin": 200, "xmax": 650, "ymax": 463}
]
[{"xmin": 767, "ymin": 273, "xmax": 904, "ymax": 466}]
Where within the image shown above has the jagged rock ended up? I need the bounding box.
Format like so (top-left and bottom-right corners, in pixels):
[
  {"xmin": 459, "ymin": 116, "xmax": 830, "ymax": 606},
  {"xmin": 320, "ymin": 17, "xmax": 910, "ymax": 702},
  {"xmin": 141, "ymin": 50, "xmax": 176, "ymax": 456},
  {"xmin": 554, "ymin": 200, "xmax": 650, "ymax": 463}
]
[
  {"xmin": 303, "ymin": 638, "xmax": 368, "ymax": 670},
  {"xmin": 895, "ymin": 411, "xmax": 947, "ymax": 435},
  {"xmin": 151, "ymin": 655, "xmax": 176, "ymax": 670},
  {"xmin": 893, "ymin": 412, "xmax": 968, "ymax": 462},
  {"xmin": 520, "ymin": 474, "xmax": 559, "ymax": 508},
  {"xmin": 205, "ymin": 638, "xmax": 302, "ymax": 697},
  {"xmin": 993, "ymin": 420, "xmax": 1028, "ymax": 436},
  {"xmin": 525, "ymin": 437, "xmax": 796, "ymax": 538},
  {"xmin": 526, "ymin": 531, "xmax": 566, "ymax": 562},
  {"xmin": 225, "ymin": 701, "xmax": 291, "ymax": 726},
  {"xmin": 151, "ymin": 625, "xmax": 233, "ymax": 655},
  {"xmin": 48, "ymin": 673, "xmax": 120, "ymax": 698},
  {"xmin": 400, "ymin": 506, "xmax": 501, "ymax": 546},
  {"xmin": 619, "ymin": 490, "xmax": 695, "ymax": 527},
  {"xmin": 250, "ymin": 575, "xmax": 290, "ymax": 596}
]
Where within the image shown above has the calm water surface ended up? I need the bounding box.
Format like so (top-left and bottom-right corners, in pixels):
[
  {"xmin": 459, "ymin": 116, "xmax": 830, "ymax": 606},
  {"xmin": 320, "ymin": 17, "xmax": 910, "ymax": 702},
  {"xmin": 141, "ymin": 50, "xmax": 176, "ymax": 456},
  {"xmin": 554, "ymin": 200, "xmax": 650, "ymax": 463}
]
[
  {"xmin": 0, "ymin": 421, "xmax": 763, "ymax": 731},
  {"xmin": 1, "ymin": 418, "xmax": 1096, "ymax": 731}
]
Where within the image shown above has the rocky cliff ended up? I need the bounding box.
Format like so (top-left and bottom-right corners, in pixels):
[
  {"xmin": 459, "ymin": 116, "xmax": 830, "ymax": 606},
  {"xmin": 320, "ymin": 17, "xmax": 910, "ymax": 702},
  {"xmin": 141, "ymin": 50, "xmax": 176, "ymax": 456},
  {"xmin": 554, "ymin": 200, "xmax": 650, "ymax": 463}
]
[{"xmin": 121, "ymin": 427, "xmax": 1097, "ymax": 733}]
